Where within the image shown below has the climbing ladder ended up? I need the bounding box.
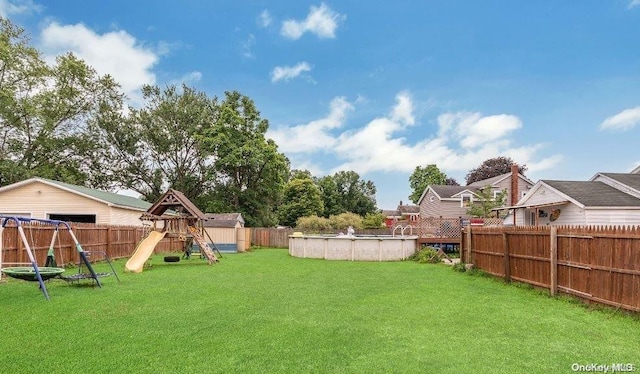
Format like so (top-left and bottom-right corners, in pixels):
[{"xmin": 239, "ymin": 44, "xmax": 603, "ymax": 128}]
[{"xmin": 187, "ymin": 226, "xmax": 218, "ymax": 264}]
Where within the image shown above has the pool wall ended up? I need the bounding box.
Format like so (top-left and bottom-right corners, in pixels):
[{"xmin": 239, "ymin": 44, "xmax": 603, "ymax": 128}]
[{"xmin": 288, "ymin": 235, "xmax": 418, "ymax": 261}]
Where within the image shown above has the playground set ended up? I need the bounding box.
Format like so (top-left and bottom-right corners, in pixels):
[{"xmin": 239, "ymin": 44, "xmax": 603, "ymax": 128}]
[
  {"xmin": 0, "ymin": 189, "xmax": 220, "ymax": 300},
  {"xmin": 124, "ymin": 189, "xmax": 221, "ymax": 273},
  {"xmin": 0, "ymin": 215, "xmax": 119, "ymax": 300}
]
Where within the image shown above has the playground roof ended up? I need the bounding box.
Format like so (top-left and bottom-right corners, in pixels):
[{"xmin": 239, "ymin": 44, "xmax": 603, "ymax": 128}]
[
  {"xmin": 0, "ymin": 178, "xmax": 152, "ymax": 211},
  {"xmin": 145, "ymin": 189, "xmax": 207, "ymax": 220}
]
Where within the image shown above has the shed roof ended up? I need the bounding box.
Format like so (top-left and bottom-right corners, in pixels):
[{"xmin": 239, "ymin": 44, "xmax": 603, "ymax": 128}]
[
  {"xmin": 203, "ymin": 213, "xmax": 244, "ymax": 228},
  {"xmin": 598, "ymin": 173, "xmax": 640, "ymax": 193},
  {"xmin": 542, "ymin": 180, "xmax": 640, "ymax": 207},
  {"xmin": 0, "ymin": 177, "xmax": 152, "ymax": 211}
]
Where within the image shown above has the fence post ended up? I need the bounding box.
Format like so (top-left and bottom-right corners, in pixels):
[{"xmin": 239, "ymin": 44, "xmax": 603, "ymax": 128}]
[
  {"xmin": 106, "ymin": 226, "xmax": 112, "ymax": 257},
  {"xmin": 465, "ymin": 226, "xmax": 473, "ymax": 264},
  {"xmin": 550, "ymin": 226, "xmax": 558, "ymax": 296},
  {"xmin": 503, "ymin": 232, "xmax": 510, "ymax": 282}
]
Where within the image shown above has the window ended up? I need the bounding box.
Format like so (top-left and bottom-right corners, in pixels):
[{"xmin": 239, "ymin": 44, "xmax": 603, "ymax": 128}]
[
  {"xmin": 461, "ymin": 194, "xmax": 472, "ymax": 207},
  {"xmin": 48, "ymin": 214, "xmax": 96, "ymax": 224},
  {"xmin": 493, "ymin": 190, "xmax": 502, "ymax": 200}
]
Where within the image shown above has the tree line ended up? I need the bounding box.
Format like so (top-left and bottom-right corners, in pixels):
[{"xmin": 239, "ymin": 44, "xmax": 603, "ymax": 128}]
[{"xmin": 0, "ymin": 18, "xmax": 378, "ymax": 227}]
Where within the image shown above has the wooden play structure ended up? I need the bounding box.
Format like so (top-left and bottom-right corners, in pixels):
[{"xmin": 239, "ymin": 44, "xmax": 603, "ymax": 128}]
[{"xmin": 125, "ymin": 189, "xmax": 220, "ymax": 273}]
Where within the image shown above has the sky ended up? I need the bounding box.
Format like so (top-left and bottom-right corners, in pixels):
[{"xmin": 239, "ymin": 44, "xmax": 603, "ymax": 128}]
[{"xmin": 3, "ymin": 0, "xmax": 640, "ymax": 210}]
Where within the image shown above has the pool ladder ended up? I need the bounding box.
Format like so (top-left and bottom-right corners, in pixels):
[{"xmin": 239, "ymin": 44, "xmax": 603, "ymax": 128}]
[{"xmin": 392, "ymin": 225, "xmax": 414, "ymax": 237}]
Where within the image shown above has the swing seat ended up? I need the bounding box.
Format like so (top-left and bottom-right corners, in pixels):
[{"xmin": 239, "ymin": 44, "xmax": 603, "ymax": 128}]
[{"xmin": 1, "ymin": 267, "xmax": 65, "ymax": 281}]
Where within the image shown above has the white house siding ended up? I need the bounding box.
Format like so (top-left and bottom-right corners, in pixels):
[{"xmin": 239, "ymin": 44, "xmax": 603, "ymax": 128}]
[
  {"xmin": 0, "ymin": 182, "xmax": 146, "ymax": 226},
  {"xmin": 521, "ymin": 185, "xmax": 568, "ymax": 206},
  {"xmin": 584, "ymin": 209, "xmax": 640, "ymax": 225},
  {"xmin": 0, "ymin": 182, "xmax": 111, "ymax": 222},
  {"xmin": 514, "ymin": 203, "xmax": 587, "ymax": 226},
  {"xmin": 110, "ymin": 207, "xmax": 147, "ymax": 226}
]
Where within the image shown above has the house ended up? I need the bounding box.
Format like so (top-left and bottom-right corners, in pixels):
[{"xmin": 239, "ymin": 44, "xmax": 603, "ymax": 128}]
[
  {"xmin": 202, "ymin": 213, "xmax": 246, "ymax": 252},
  {"xmin": 0, "ymin": 177, "xmax": 152, "ymax": 226},
  {"xmin": 502, "ymin": 172, "xmax": 640, "ymax": 226},
  {"xmin": 383, "ymin": 201, "xmax": 419, "ymax": 228},
  {"xmin": 417, "ymin": 164, "xmax": 534, "ymax": 220}
]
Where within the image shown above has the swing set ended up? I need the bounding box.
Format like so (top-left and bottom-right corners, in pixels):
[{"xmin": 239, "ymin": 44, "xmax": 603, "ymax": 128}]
[{"xmin": 0, "ymin": 215, "xmax": 113, "ymax": 300}]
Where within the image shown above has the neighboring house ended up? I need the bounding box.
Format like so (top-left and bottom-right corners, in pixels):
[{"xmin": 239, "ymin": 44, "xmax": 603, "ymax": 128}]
[
  {"xmin": 417, "ymin": 165, "xmax": 534, "ymax": 220},
  {"xmin": 0, "ymin": 178, "xmax": 152, "ymax": 225},
  {"xmin": 201, "ymin": 213, "xmax": 246, "ymax": 252},
  {"xmin": 503, "ymin": 173, "xmax": 640, "ymax": 226},
  {"xmin": 383, "ymin": 201, "xmax": 419, "ymax": 228}
]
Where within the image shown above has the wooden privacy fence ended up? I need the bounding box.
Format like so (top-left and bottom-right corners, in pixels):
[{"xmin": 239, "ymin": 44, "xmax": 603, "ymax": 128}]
[
  {"xmin": 461, "ymin": 225, "xmax": 640, "ymax": 312},
  {"xmin": 0, "ymin": 222, "xmax": 184, "ymax": 268}
]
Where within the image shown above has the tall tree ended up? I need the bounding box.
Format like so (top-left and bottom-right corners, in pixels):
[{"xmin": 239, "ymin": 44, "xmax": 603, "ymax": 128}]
[
  {"xmin": 201, "ymin": 91, "xmax": 290, "ymax": 227},
  {"xmin": 465, "ymin": 156, "xmax": 527, "ymax": 185},
  {"xmin": 98, "ymin": 84, "xmax": 216, "ymax": 203},
  {"xmin": 316, "ymin": 175, "xmax": 343, "ymax": 217},
  {"xmin": 408, "ymin": 164, "xmax": 447, "ymax": 204},
  {"xmin": 0, "ymin": 18, "xmax": 124, "ymax": 188},
  {"xmin": 278, "ymin": 176, "xmax": 324, "ymax": 227},
  {"xmin": 331, "ymin": 171, "xmax": 377, "ymax": 217}
]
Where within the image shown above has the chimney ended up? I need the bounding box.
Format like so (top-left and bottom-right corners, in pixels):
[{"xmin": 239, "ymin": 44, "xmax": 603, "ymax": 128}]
[{"xmin": 510, "ymin": 164, "xmax": 519, "ymax": 205}]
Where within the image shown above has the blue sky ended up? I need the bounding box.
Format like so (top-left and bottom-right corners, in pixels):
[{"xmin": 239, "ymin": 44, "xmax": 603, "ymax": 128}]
[{"xmin": 3, "ymin": 0, "xmax": 640, "ymax": 209}]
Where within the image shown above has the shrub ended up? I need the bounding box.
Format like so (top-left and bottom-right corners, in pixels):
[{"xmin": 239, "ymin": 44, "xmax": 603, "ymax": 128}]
[
  {"xmin": 328, "ymin": 212, "xmax": 363, "ymax": 231},
  {"xmin": 296, "ymin": 215, "xmax": 332, "ymax": 232},
  {"xmin": 409, "ymin": 246, "xmax": 440, "ymax": 263}
]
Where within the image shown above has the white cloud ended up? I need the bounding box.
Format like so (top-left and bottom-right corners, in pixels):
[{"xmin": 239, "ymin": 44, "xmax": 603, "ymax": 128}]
[
  {"xmin": 241, "ymin": 34, "xmax": 256, "ymax": 58},
  {"xmin": 270, "ymin": 62, "xmax": 312, "ymax": 82},
  {"xmin": 39, "ymin": 22, "xmax": 158, "ymax": 106},
  {"xmin": 0, "ymin": 0, "xmax": 41, "ymax": 17},
  {"xmin": 599, "ymin": 106, "xmax": 640, "ymax": 131},
  {"xmin": 390, "ymin": 91, "xmax": 415, "ymax": 125},
  {"xmin": 270, "ymin": 92, "xmax": 561, "ymax": 178},
  {"xmin": 266, "ymin": 96, "xmax": 353, "ymax": 153},
  {"xmin": 629, "ymin": 0, "xmax": 640, "ymax": 8},
  {"xmin": 168, "ymin": 71, "xmax": 202, "ymax": 86},
  {"xmin": 280, "ymin": 3, "xmax": 345, "ymax": 40},
  {"xmin": 258, "ymin": 10, "xmax": 272, "ymax": 27}
]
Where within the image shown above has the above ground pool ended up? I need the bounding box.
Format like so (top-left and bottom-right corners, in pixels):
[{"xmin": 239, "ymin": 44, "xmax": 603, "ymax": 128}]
[{"xmin": 288, "ymin": 234, "xmax": 418, "ymax": 261}]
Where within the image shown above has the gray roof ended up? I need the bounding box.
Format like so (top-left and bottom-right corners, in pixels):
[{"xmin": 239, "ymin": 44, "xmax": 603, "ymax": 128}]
[
  {"xmin": 599, "ymin": 173, "xmax": 640, "ymax": 192},
  {"xmin": 543, "ymin": 180, "xmax": 640, "ymax": 207},
  {"xmin": 431, "ymin": 185, "xmax": 475, "ymax": 198},
  {"xmin": 41, "ymin": 178, "xmax": 152, "ymax": 211},
  {"xmin": 398, "ymin": 204, "xmax": 419, "ymax": 214},
  {"xmin": 203, "ymin": 213, "xmax": 244, "ymax": 228}
]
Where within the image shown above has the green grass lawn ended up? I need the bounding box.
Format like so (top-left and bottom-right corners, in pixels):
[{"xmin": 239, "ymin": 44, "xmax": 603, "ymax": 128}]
[{"xmin": 1, "ymin": 248, "xmax": 638, "ymax": 374}]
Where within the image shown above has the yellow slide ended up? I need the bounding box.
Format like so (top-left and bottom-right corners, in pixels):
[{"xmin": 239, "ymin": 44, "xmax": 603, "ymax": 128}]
[{"xmin": 125, "ymin": 231, "xmax": 168, "ymax": 273}]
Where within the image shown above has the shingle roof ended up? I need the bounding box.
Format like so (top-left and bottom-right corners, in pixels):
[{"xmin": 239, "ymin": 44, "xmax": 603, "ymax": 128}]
[
  {"xmin": 599, "ymin": 173, "xmax": 640, "ymax": 192},
  {"xmin": 431, "ymin": 185, "xmax": 475, "ymax": 198},
  {"xmin": 203, "ymin": 213, "xmax": 244, "ymax": 228},
  {"xmin": 31, "ymin": 178, "xmax": 152, "ymax": 211},
  {"xmin": 543, "ymin": 180, "xmax": 640, "ymax": 207},
  {"xmin": 398, "ymin": 205, "xmax": 419, "ymax": 214}
]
